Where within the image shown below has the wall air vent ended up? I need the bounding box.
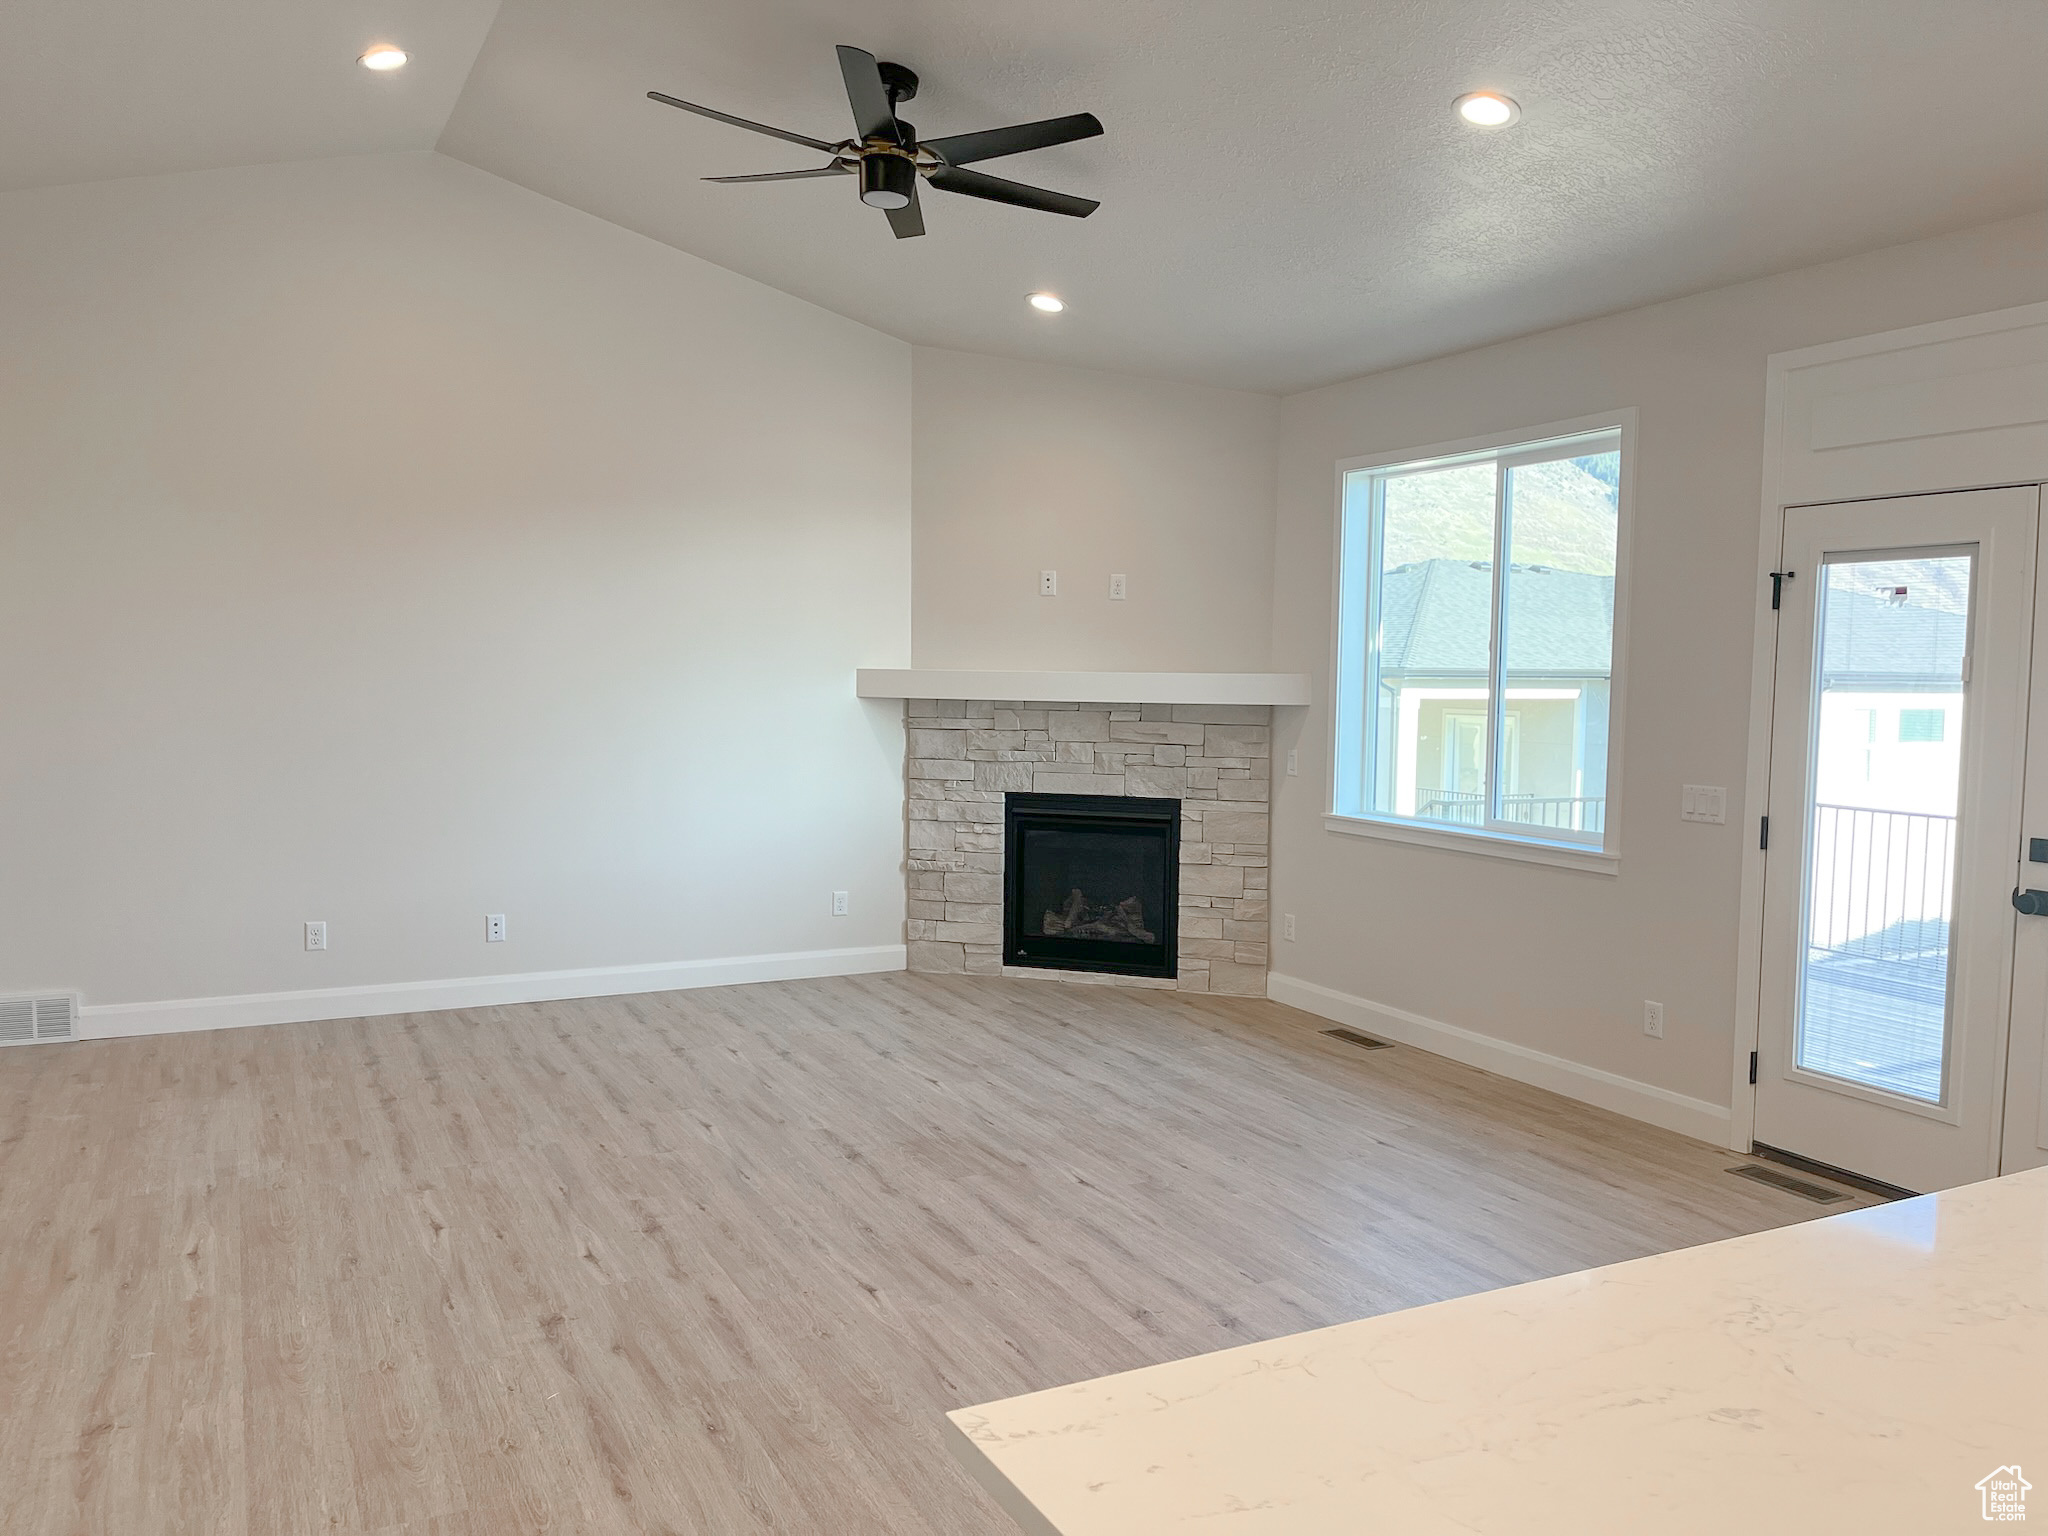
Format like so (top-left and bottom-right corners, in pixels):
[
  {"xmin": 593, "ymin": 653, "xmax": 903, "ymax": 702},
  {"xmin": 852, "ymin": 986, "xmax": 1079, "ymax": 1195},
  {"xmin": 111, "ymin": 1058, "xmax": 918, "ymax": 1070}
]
[{"xmin": 0, "ymin": 994, "xmax": 79, "ymax": 1046}]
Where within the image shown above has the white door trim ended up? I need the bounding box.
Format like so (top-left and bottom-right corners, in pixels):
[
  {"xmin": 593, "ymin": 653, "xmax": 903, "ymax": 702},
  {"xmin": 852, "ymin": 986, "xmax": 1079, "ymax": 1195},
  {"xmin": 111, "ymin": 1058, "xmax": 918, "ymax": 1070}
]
[{"xmin": 1732, "ymin": 300, "xmax": 2048, "ymax": 1153}]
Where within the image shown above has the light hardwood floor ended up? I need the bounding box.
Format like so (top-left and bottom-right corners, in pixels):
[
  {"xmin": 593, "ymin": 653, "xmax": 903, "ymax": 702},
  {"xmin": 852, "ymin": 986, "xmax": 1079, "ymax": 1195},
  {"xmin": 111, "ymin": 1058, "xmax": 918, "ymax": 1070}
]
[{"xmin": 0, "ymin": 973, "xmax": 1867, "ymax": 1534}]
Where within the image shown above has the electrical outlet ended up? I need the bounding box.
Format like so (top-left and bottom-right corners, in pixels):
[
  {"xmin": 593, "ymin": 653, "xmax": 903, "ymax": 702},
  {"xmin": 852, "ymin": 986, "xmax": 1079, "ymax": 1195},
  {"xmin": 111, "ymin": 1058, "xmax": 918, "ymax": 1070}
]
[
  {"xmin": 305, "ymin": 920, "xmax": 327, "ymax": 952},
  {"xmin": 1109, "ymin": 573, "xmax": 1127, "ymax": 600},
  {"xmin": 1286, "ymin": 748, "xmax": 1299, "ymax": 777},
  {"xmin": 1283, "ymin": 913, "xmax": 1297, "ymax": 942},
  {"xmin": 1643, "ymin": 1000, "xmax": 1665, "ymax": 1038},
  {"xmin": 485, "ymin": 913, "xmax": 506, "ymax": 943},
  {"xmin": 1039, "ymin": 569, "xmax": 1058, "ymax": 596},
  {"xmin": 1680, "ymin": 784, "xmax": 1728, "ymax": 824},
  {"xmin": 832, "ymin": 890, "xmax": 849, "ymax": 916}
]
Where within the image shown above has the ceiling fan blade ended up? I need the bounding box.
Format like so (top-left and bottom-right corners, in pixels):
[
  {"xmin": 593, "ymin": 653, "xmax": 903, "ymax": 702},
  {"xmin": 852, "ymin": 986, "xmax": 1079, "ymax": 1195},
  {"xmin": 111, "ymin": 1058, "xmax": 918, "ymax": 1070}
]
[
  {"xmin": 647, "ymin": 91, "xmax": 840, "ymax": 154},
  {"xmin": 835, "ymin": 45, "xmax": 900, "ymax": 143},
  {"xmin": 704, "ymin": 165, "xmax": 850, "ymax": 183},
  {"xmin": 885, "ymin": 186, "xmax": 925, "ymax": 239},
  {"xmin": 922, "ymin": 113, "xmax": 1103, "ymax": 166},
  {"xmin": 926, "ymin": 165, "xmax": 1099, "ymax": 219}
]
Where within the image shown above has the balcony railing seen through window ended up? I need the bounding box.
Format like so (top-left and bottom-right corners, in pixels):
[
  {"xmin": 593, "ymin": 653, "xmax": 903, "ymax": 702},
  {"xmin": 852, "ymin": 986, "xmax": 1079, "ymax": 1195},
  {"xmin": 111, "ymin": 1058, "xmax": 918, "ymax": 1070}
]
[{"xmin": 1411, "ymin": 789, "xmax": 1607, "ymax": 835}]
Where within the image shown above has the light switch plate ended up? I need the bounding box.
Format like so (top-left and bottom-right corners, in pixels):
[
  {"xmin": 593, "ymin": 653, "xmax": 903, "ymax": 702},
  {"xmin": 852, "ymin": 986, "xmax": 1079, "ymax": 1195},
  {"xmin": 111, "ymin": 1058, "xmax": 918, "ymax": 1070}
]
[{"xmin": 1681, "ymin": 784, "xmax": 1728, "ymax": 824}]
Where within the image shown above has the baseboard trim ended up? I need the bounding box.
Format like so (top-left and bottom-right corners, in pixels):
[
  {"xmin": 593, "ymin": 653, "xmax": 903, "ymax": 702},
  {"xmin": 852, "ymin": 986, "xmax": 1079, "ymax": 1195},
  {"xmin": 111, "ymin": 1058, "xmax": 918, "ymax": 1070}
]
[
  {"xmin": 1266, "ymin": 971, "xmax": 1732, "ymax": 1145},
  {"xmin": 78, "ymin": 945, "xmax": 908, "ymax": 1041}
]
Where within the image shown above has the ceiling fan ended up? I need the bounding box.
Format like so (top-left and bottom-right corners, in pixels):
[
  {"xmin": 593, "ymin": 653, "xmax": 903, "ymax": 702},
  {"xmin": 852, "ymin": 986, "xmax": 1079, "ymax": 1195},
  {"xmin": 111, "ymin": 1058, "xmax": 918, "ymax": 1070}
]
[{"xmin": 648, "ymin": 45, "xmax": 1103, "ymax": 239}]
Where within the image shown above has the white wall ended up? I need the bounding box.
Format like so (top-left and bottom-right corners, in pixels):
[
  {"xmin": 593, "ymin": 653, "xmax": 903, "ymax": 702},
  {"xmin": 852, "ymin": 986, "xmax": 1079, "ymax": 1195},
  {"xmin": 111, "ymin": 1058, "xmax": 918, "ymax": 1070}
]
[
  {"xmin": 0, "ymin": 151, "xmax": 911, "ymax": 1014},
  {"xmin": 1270, "ymin": 212, "xmax": 2048, "ymax": 1125},
  {"xmin": 911, "ymin": 346, "xmax": 1278, "ymax": 670}
]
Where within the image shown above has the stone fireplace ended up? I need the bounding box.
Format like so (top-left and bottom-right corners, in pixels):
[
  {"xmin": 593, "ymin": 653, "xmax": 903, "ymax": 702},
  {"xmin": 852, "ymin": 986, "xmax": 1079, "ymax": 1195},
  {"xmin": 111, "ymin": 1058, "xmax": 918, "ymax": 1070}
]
[{"xmin": 902, "ymin": 698, "xmax": 1271, "ymax": 995}]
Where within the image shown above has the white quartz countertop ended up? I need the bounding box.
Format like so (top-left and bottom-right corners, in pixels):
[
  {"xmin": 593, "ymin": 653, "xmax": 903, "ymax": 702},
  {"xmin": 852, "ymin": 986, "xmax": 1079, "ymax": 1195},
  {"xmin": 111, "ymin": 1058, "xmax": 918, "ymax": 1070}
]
[
  {"xmin": 945, "ymin": 1167, "xmax": 2048, "ymax": 1534},
  {"xmin": 855, "ymin": 669, "xmax": 1312, "ymax": 706}
]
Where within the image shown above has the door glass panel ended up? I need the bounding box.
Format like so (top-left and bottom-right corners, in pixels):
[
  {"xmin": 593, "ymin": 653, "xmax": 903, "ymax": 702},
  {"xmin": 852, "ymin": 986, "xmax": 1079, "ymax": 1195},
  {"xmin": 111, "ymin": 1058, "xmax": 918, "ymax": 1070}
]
[{"xmin": 1797, "ymin": 552, "xmax": 1971, "ymax": 1103}]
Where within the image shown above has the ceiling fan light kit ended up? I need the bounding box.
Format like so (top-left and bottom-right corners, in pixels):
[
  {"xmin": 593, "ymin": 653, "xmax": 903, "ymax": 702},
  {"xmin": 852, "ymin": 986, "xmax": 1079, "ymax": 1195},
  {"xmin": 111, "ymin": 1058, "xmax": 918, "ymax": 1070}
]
[
  {"xmin": 648, "ymin": 45, "xmax": 1104, "ymax": 239},
  {"xmin": 860, "ymin": 153, "xmax": 916, "ymax": 209}
]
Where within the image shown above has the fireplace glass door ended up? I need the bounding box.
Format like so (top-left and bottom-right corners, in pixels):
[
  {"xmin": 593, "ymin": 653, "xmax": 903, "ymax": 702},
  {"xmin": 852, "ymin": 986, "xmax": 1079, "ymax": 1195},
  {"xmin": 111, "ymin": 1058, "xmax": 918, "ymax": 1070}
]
[{"xmin": 1003, "ymin": 793, "xmax": 1180, "ymax": 978}]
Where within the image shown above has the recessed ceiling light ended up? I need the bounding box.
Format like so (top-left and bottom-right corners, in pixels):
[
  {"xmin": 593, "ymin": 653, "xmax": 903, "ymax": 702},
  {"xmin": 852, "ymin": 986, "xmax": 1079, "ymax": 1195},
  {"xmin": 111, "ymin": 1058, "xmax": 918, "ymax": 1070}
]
[
  {"xmin": 1454, "ymin": 91, "xmax": 1520, "ymax": 128},
  {"xmin": 359, "ymin": 45, "xmax": 408, "ymax": 71},
  {"xmin": 1027, "ymin": 292, "xmax": 1065, "ymax": 313}
]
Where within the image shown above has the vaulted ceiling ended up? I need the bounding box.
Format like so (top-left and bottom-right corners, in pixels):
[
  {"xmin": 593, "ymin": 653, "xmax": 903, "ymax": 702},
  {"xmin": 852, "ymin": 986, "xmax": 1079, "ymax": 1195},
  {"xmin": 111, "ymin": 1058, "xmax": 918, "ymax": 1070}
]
[
  {"xmin": 0, "ymin": 0, "xmax": 501, "ymax": 190},
  {"xmin": 9, "ymin": 0, "xmax": 2047, "ymax": 392}
]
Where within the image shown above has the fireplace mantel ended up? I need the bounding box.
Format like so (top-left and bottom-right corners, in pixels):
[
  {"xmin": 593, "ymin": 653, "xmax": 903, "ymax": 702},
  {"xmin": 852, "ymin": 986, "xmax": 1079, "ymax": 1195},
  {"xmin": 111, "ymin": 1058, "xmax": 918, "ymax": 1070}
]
[{"xmin": 855, "ymin": 669, "xmax": 1311, "ymax": 706}]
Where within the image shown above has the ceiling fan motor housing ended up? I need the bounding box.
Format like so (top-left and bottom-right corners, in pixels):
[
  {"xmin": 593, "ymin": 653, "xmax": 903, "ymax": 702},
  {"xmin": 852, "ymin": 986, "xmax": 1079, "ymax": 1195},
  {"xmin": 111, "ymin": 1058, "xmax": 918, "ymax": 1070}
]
[{"xmin": 860, "ymin": 152, "xmax": 916, "ymax": 209}]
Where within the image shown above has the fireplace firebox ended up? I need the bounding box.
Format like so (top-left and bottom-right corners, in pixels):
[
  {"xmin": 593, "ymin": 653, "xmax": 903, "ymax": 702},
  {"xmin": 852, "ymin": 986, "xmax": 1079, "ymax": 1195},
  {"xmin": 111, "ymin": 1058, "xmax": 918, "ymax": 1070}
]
[{"xmin": 1003, "ymin": 793, "xmax": 1180, "ymax": 978}]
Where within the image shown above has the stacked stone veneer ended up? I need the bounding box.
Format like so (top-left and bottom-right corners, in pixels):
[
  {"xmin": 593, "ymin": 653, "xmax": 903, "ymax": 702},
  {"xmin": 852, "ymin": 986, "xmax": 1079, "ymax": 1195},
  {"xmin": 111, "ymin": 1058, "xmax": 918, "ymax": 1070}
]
[{"xmin": 903, "ymin": 699, "xmax": 1271, "ymax": 995}]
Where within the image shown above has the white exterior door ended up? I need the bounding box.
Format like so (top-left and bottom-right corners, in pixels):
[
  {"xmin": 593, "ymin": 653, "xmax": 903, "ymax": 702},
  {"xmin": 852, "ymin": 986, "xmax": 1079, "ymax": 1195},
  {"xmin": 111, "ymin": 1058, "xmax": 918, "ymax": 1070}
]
[
  {"xmin": 2000, "ymin": 527, "xmax": 2048, "ymax": 1175},
  {"xmin": 1754, "ymin": 486, "xmax": 2040, "ymax": 1192}
]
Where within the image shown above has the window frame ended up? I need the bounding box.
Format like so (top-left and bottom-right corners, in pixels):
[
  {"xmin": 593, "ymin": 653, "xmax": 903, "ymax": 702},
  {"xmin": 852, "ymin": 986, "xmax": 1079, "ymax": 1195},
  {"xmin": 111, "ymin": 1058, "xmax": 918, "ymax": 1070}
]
[{"xmin": 1326, "ymin": 409, "xmax": 1637, "ymax": 874}]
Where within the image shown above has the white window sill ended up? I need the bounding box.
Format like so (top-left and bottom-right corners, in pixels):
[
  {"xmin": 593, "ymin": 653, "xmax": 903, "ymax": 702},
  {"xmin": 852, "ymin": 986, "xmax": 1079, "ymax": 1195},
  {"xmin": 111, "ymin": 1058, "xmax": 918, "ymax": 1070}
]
[{"xmin": 1322, "ymin": 812, "xmax": 1621, "ymax": 875}]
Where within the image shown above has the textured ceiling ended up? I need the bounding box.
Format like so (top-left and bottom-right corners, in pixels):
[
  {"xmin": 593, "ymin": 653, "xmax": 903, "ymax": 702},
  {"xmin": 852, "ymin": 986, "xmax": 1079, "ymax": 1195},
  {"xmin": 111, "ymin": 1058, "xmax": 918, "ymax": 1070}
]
[
  {"xmin": 0, "ymin": 0, "xmax": 502, "ymax": 192},
  {"xmin": 439, "ymin": 0, "xmax": 2048, "ymax": 392},
  {"xmin": 8, "ymin": 0, "xmax": 2046, "ymax": 393}
]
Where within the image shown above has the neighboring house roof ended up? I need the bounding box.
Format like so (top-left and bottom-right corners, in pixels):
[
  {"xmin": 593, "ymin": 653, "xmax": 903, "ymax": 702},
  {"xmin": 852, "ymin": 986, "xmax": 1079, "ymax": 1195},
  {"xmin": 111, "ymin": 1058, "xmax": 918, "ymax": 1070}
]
[
  {"xmin": 1822, "ymin": 585, "xmax": 1966, "ymax": 689},
  {"xmin": 1375, "ymin": 560, "xmax": 1966, "ymax": 688},
  {"xmin": 1378, "ymin": 559, "xmax": 1613, "ymax": 676}
]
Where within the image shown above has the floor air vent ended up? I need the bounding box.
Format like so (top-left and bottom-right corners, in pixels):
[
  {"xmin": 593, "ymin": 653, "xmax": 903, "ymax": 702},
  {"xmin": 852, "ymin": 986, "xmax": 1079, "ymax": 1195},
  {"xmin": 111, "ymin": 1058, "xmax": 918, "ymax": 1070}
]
[
  {"xmin": 1726, "ymin": 1163, "xmax": 1848, "ymax": 1204},
  {"xmin": 1321, "ymin": 1027, "xmax": 1393, "ymax": 1051},
  {"xmin": 0, "ymin": 994, "xmax": 79, "ymax": 1046}
]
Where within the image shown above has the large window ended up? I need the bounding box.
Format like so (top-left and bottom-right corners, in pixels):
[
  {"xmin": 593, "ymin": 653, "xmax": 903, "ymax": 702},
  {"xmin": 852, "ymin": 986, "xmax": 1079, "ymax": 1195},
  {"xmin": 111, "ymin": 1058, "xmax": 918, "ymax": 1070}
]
[{"xmin": 1331, "ymin": 418, "xmax": 1629, "ymax": 865}]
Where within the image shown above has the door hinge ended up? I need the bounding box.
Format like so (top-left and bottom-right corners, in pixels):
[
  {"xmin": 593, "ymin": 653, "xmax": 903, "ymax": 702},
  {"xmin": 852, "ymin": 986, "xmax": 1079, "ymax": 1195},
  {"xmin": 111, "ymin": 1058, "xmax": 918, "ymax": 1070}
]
[
  {"xmin": 1759, "ymin": 814, "xmax": 1769, "ymax": 850},
  {"xmin": 1749, "ymin": 1050, "xmax": 1759, "ymax": 1085},
  {"xmin": 1769, "ymin": 569, "xmax": 1796, "ymax": 610}
]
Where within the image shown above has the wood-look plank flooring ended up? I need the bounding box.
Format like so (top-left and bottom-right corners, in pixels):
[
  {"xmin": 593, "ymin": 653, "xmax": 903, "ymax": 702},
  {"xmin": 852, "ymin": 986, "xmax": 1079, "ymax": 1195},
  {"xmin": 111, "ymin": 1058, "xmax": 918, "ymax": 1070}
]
[{"xmin": 0, "ymin": 973, "xmax": 1868, "ymax": 1534}]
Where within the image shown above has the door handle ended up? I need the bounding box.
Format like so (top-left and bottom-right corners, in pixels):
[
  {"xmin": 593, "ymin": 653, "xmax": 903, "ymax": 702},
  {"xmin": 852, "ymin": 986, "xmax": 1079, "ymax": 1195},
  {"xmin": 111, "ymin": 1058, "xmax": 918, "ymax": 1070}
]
[{"xmin": 2014, "ymin": 887, "xmax": 2048, "ymax": 916}]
